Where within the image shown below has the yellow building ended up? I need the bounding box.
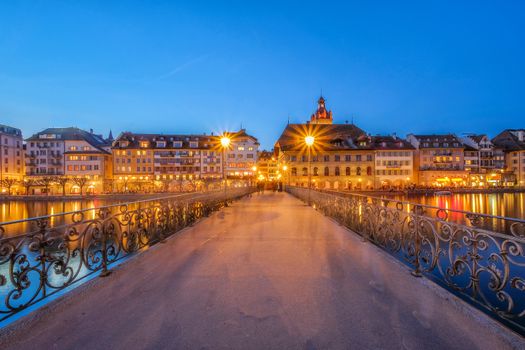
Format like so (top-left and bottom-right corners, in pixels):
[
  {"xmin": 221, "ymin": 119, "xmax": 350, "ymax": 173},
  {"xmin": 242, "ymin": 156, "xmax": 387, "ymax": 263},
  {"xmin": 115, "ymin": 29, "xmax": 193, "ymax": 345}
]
[
  {"xmin": 275, "ymin": 97, "xmax": 376, "ymax": 190},
  {"xmin": 0, "ymin": 124, "xmax": 24, "ymax": 194}
]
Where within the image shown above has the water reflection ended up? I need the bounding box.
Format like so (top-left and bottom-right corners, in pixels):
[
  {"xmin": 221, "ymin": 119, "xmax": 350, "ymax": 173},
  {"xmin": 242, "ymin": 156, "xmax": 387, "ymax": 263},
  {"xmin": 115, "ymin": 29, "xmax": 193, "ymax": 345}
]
[{"xmin": 386, "ymin": 192, "xmax": 525, "ymax": 220}]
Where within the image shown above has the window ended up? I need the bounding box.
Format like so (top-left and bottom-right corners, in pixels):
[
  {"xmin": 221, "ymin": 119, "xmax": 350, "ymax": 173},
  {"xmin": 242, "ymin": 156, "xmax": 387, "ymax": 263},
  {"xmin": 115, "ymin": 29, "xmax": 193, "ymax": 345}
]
[
  {"xmin": 313, "ymin": 167, "xmax": 319, "ymax": 176},
  {"xmin": 345, "ymin": 155, "xmax": 351, "ymax": 161},
  {"xmin": 140, "ymin": 141, "xmax": 148, "ymax": 148},
  {"xmin": 366, "ymin": 166, "xmax": 372, "ymax": 176},
  {"xmin": 237, "ymin": 146, "xmax": 245, "ymax": 151},
  {"xmin": 324, "ymin": 155, "xmax": 330, "ymax": 162},
  {"xmin": 346, "ymin": 167, "xmax": 350, "ymax": 176},
  {"xmin": 356, "ymin": 167, "xmax": 361, "ymax": 175},
  {"xmin": 334, "ymin": 155, "xmax": 340, "ymax": 162},
  {"xmin": 335, "ymin": 167, "xmax": 340, "ymax": 176},
  {"xmin": 291, "ymin": 167, "xmax": 297, "ymax": 176},
  {"xmin": 156, "ymin": 141, "xmax": 166, "ymax": 148},
  {"xmin": 355, "ymin": 155, "xmax": 362, "ymax": 162},
  {"xmin": 324, "ymin": 167, "xmax": 329, "ymax": 176},
  {"xmin": 302, "ymin": 167, "xmax": 307, "ymax": 176}
]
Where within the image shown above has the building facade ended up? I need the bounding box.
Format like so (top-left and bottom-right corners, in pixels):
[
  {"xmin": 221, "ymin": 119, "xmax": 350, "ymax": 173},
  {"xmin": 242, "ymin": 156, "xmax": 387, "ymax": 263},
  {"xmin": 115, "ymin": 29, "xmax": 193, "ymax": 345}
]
[
  {"xmin": 371, "ymin": 136, "xmax": 415, "ymax": 189},
  {"xmin": 25, "ymin": 127, "xmax": 112, "ymax": 194},
  {"xmin": 112, "ymin": 132, "xmax": 226, "ymax": 192},
  {"xmin": 0, "ymin": 124, "xmax": 24, "ymax": 194},
  {"xmin": 407, "ymin": 134, "xmax": 468, "ymax": 187},
  {"xmin": 256, "ymin": 150, "xmax": 279, "ymax": 182},
  {"xmin": 275, "ymin": 97, "xmax": 376, "ymax": 190},
  {"xmin": 224, "ymin": 129, "xmax": 259, "ymax": 179},
  {"xmin": 493, "ymin": 129, "xmax": 525, "ymax": 187}
]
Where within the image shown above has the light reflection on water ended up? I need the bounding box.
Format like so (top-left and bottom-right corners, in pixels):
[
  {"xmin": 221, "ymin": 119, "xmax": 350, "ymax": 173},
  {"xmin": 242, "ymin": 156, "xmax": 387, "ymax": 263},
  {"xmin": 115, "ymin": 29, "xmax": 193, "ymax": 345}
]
[{"xmin": 383, "ymin": 192, "xmax": 525, "ymax": 220}]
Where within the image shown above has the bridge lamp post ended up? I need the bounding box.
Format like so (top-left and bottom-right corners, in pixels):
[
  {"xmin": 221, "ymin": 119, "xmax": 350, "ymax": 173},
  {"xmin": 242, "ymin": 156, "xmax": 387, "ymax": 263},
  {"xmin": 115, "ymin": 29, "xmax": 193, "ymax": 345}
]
[
  {"xmin": 221, "ymin": 136, "xmax": 231, "ymax": 206},
  {"xmin": 304, "ymin": 135, "xmax": 315, "ymax": 205}
]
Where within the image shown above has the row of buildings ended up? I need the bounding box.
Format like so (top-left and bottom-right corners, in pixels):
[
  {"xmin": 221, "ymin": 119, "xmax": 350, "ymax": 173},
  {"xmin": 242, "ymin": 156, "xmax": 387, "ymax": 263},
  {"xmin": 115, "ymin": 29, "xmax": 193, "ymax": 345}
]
[
  {"xmin": 1, "ymin": 97, "xmax": 524, "ymax": 194},
  {"xmin": 0, "ymin": 124, "xmax": 259, "ymax": 194},
  {"xmin": 272, "ymin": 97, "xmax": 525, "ymax": 190}
]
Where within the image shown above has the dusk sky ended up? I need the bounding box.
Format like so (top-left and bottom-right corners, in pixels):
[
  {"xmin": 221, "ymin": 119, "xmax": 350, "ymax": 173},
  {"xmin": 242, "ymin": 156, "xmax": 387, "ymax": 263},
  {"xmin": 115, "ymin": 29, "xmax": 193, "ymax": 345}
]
[{"xmin": 1, "ymin": 1, "xmax": 524, "ymax": 149}]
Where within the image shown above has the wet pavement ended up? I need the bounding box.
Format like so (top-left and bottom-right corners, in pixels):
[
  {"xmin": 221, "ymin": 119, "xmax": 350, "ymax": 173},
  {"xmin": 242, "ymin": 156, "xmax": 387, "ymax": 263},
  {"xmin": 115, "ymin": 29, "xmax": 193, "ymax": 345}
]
[{"xmin": 1, "ymin": 192, "xmax": 521, "ymax": 349}]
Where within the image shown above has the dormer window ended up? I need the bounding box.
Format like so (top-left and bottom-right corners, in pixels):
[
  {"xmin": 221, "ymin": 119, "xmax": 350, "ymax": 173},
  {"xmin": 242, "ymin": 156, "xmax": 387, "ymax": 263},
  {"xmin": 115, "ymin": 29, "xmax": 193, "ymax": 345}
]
[
  {"xmin": 140, "ymin": 141, "xmax": 149, "ymax": 148},
  {"xmin": 174, "ymin": 141, "xmax": 182, "ymax": 148},
  {"xmin": 119, "ymin": 141, "xmax": 129, "ymax": 148},
  {"xmin": 156, "ymin": 141, "xmax": 166, "ymax": 148},
  {"xmin": 190, "ymin": 141, "xmax": 198, "ymax": 148}
]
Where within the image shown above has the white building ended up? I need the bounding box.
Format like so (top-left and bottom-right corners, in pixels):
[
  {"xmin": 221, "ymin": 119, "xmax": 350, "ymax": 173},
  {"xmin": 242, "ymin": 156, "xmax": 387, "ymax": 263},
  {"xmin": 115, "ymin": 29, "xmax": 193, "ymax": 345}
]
[{"xmin": 225, "ymin": 129, "xmax": 259, "ymax": 179}]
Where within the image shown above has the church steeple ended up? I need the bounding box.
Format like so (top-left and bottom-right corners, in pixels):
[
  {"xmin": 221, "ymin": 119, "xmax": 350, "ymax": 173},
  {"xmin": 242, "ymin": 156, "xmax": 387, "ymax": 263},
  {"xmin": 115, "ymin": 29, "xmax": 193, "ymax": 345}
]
[{"xmin": 310, "ymin": 96, "xmax": 333, "ymax": 124}]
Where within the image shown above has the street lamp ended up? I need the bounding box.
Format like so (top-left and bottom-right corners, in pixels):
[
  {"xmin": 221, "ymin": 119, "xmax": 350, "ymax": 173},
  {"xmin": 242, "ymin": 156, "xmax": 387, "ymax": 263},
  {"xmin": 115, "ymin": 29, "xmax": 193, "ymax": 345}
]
[
  {"xmin": 305, "ymin": 135, "xmax": 315, "ymax": 205},
  {"xmin": 220, "ymin": 135, "xmax": 231, "ymax": 206}
]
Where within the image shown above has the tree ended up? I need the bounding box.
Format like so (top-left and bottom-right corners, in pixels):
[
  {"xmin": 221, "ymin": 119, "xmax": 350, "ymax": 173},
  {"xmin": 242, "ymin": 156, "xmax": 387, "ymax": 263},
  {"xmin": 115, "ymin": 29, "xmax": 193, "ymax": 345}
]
[
  {"xmin": 54, "ymin": 176, "xmax": 69, "ymax": 196},
  {"xmin": 1, "ymin": 177, "xmax": 18, "ymax": 195},
  {"xmin": 39, "ymin": 176, "xmax": 55, "ymax": 195},
  {"xmin": 23, "ymin": 179, "xmax": 37, "ymax": 195},
  {"xmin": 71, "ymin": 177, "xmax": 88, "ymax": 196}
]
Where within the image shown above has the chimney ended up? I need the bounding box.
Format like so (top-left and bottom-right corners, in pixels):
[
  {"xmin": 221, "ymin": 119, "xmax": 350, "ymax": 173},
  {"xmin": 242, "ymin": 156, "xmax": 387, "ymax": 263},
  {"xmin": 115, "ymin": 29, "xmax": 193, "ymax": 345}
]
[{"xmin": 90, "ymin": 128, "xmax": 93, "ymax": 134}]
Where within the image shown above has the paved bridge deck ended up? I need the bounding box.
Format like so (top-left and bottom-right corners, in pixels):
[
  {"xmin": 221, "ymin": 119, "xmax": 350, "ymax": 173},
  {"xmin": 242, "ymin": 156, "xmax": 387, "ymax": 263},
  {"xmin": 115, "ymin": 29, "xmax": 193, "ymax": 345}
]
[{"xmin": 1, "ymin": 193, "xmax": 521, "ymax": 349}]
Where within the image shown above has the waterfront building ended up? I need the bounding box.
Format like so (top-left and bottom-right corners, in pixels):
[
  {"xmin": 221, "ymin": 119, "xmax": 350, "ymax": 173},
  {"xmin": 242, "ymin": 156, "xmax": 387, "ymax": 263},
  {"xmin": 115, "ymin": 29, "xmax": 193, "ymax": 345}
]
[
  {"xmin": 0, "ymin": 124, "xmax": 24, "ymax": 194},
  {"xmin": 460, "ymin": 134, "xmax": 507, "ymax": 187},
  {"xmin": 492, "ymin": 129, "xmax": 525, "ymax": 187},
  {"xmin": 370, "ymin": 135, "xmax": 415, "ymax": 189},
  {"xmin": 25, "ymin": 127, "xmax": 112, "ymax": 194},
  {"xmin": 275, "ymin": 97, "xmax": 375, "ymax": 190},
  {"xmin": 407, "ymin": 134, "xmax": 468, "ymax": 187},
  {"xmin": 224, "ymin": 129, "xmax": 259, "ymax": 179},
  {"xmin": 256, "ymin": 150, "xmax": 278, "ymax": 182},
  {"xmin": 112, "ymin": 132, "xmax": 225, "ymax": 192}
]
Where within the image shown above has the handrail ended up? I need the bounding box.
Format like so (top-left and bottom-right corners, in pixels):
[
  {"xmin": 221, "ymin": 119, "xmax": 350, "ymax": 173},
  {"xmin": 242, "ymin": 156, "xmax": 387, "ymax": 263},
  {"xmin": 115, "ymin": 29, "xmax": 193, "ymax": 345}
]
[
  {"xmin": 315, "ymin": 187, "xmax": 525, "ymax": 224},
  {"xmin": 287, "ymin": 185, "xmax": 525, "ymax": 335}
]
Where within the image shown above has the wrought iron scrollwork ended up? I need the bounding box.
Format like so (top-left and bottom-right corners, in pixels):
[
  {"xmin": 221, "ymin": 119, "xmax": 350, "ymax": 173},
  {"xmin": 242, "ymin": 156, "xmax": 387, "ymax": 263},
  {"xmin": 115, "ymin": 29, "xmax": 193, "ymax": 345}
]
[
  {"xmin": 287, "ymin": 186, "xmax": 525, "ymax": 334},
  {"xmin": 0, "ymin": 188, "xmax": 254, "ymax": 322}
]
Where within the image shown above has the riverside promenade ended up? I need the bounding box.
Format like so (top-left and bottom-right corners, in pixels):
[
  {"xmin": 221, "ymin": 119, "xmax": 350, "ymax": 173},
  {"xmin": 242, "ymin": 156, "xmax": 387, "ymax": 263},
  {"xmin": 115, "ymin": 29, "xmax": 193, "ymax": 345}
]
[{"xmin": 1, "ymin": 192, "xmax": 522, "ymax": 349}]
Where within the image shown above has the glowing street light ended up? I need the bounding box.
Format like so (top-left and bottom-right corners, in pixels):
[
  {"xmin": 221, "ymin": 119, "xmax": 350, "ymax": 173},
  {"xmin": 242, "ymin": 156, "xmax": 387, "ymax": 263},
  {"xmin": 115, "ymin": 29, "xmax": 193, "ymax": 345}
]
[
  {"xmin": 304, "ymin": 135, "xmax": 315, "ymax": 205},
  {"xmin": 220, "ymin": 135, "xmax": 231, "ymax": 206}
]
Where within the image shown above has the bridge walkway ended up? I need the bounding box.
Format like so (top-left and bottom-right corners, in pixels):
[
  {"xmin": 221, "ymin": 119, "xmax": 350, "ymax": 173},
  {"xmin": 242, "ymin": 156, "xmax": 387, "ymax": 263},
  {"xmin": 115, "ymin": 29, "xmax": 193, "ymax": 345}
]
[{"xmin": 1, "ymin": 192, "xmax": 519, "ymax": 349}]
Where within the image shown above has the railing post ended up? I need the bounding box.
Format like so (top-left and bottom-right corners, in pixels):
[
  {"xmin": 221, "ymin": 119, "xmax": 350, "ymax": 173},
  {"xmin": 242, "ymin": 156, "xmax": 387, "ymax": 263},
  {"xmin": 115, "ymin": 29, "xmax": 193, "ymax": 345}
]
[
  {"xmin": 411, "ymin": 206, "xmax": 422, "ymax": 277},
  {"xmin": 99, "ymin": 220, "xmax": 111, "ymax": 277}
]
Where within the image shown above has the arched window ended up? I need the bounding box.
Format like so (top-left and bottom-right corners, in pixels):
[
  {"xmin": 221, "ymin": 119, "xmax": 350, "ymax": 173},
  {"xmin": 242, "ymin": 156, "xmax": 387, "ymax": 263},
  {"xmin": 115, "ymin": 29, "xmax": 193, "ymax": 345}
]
[
  {"xmin": 356, "ymin": 167, "xmax": 361, "ymax": 176},
  {"xmin": 324, "ymin": 167, "xmax": 329, "ymax": 176},
  {"xmin": 302, "ymin": 167, "xmax": 307, "ymax": 176},
  {"xmin": 366, "ymin": 166, "xmax": 372, "ymax": 176},
  {"xmin": 345, "ymin": 167, "xmax": 351, "ymax": 176},
  {"xmin": 313, "ymin": 167, "xmax": 319, "ymax": 176},
  {"xmin": 291, "ymin": 167, "xmax": 297, "ymax": 176},
  {"xmin": 335, "ymin": 167, "xmax": 340, "ymax": 176}
]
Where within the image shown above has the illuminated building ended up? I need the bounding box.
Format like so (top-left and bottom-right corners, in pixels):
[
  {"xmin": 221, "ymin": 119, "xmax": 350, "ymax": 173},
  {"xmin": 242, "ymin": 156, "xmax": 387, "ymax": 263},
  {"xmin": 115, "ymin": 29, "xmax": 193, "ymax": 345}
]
[
  {"xmin": 25, "ymin": 127, "xmax": 112, "ymax": 194},
  {"xmin": 460, "ymin": 134, "xmax": 505, "ymax": 187},
  {"xmin": 370, "ymin": 135, "xmax": 415, "ymax": 189},
  {"xmin": 0, "ymin": 124, "xmax": 24, "ymax": 180},
  {"xmin": 0, "ymin": 125, "xmax": 24, "ymax": 194},
  {"xmin": 492, "ymin": 129, "xmax": 525, "ymax": 187},
  {"xmin": 256, "ymin": 150, "xmax": 278, "ymax": 182},
  {"xmin": 407, "ymin": 134, "xmax": 468, "ymax": 187},
  {"xmin": 275, "ymin": 97, "xmax": 376, "ymax": 190},
  {"xmin": 224, "ymin": 129, "xmax": 259, "ymax": 179},
  {"xmin": 112, "ymin": 132, "xmax": 225, "ymax": 192}
]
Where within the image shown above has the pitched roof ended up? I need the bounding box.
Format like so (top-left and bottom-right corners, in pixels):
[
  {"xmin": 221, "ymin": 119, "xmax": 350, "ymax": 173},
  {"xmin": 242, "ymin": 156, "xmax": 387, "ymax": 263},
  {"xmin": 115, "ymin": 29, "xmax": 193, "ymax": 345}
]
[
  {"xmin": 492, "ymin": 129, "xmax": 525, "ymax": 151},
  {"xmin": 369, "ymin": 135, "xmax": 415, "ymax": 150},
  {"xmin": 26, "ymin": 127, "xmax": 111, "ymax": 153},
  {"xmin": 275, "ymin": 123, "xmax": 367, "ymax": 152},
  {"xmin": 408, "ymin": 134, "xmax": 463, "ymax": 148}
]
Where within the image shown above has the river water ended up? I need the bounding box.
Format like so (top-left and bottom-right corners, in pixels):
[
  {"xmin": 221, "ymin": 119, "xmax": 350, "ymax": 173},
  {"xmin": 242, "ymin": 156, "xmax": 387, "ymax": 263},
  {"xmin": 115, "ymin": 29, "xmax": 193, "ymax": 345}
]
[{"xmin": 1, "ymin": 192, "xmax": 524, "ymax": 224}]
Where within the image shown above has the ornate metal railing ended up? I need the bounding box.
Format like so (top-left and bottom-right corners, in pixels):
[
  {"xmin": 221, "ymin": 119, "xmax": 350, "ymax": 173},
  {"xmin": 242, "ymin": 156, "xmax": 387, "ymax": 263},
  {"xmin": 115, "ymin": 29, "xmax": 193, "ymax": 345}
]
[
  {"xmin": 287, "ymin": 186, "xmax": 525, "ymax": 335},
  {"xmin": 0, "ymin": 188, "xmax": 254, "ymax": 323}
]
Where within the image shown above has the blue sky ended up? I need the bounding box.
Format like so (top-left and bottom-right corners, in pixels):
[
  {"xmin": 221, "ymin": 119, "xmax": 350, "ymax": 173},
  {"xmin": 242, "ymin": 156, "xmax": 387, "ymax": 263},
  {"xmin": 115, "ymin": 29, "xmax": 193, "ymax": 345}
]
[{"xmin": 1, "ymin": 1, "xmax": 524, "ymax": 149}]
